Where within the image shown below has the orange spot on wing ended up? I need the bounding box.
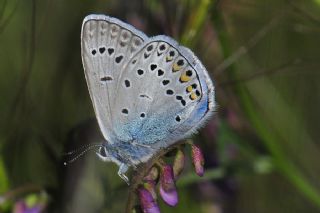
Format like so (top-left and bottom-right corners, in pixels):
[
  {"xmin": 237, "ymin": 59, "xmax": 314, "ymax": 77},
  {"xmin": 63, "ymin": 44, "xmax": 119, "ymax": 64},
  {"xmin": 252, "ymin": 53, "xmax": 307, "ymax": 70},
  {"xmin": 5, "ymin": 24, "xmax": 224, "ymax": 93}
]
[
  {"xmin": 172, "ymin": 63, "xmax": 181, "ymax": 72},
  {"xmin": 166, "ymin": 56, "xmax": 173, "ymax": 62},
  {"xmin": 180, "ymin": 74, "xmax": 190, "ymax": 82},
  {"xmin": 187, "ymin": 86, "xmax": 193, "ymax": 92},
  {"xmin": 190, "ymin": 92, "xmax": 197, "ymax": 100}
]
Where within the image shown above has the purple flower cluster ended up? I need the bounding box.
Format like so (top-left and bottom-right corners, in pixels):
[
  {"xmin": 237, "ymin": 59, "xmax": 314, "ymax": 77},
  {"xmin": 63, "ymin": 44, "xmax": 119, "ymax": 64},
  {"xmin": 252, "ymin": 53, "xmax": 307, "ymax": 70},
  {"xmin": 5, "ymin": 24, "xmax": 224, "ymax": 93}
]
[
  {"xmin": 138, "ymin": 143, "xmax": 205, "ymax": 212},
  {"xmin": 13, "ymin": 200, "xmax": 44, "ymax": 213}
]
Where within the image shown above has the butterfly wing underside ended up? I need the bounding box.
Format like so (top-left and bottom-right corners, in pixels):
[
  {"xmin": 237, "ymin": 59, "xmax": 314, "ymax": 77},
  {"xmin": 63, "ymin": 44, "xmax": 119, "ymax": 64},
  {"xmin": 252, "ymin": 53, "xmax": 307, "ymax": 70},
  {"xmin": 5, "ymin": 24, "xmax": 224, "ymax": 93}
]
[
  {"xmin": 111, "ymin": 37, "xmax": 215, "ymax": 147},
  {"xmin": 81, "ymin": 15, "xmax": 147, "ymax": 142},
  {"xmin": 81, "ymin": 14, "xmax": 215, "ymax": 151}
]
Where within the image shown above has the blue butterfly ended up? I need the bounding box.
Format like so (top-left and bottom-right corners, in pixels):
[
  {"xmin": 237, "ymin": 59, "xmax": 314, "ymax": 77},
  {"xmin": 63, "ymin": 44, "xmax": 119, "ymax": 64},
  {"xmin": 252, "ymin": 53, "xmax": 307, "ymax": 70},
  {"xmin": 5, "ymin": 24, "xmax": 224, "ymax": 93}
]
[{"xmin": 81, "ymin": 14, "xmax": 215, "ymax": 183}]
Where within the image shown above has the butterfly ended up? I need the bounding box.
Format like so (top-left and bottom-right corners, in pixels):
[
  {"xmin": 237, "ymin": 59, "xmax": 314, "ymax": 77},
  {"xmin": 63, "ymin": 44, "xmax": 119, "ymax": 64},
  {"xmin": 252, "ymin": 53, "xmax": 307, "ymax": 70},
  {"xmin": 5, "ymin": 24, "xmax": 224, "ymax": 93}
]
[{"xmin": 81, "ymin": 14, "xmax": 215, "ymax": 183}]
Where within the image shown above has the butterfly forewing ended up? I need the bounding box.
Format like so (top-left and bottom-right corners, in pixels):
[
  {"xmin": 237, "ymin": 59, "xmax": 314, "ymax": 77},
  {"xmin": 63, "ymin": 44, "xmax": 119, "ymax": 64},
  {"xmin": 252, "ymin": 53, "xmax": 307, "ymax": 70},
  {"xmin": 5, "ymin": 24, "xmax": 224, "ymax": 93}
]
[{"xmin": 81, "ymin": 15, "xmax": 147, "ymax": 142}]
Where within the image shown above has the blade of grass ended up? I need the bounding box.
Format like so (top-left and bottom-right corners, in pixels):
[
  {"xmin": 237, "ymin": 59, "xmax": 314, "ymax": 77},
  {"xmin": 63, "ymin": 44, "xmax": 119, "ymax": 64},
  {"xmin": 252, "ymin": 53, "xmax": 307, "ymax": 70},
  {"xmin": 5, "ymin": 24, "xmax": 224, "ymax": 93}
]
[
  {"xmin": 214, "ymin": 14, "xmax": 282, "ymax": 75},
  {"xmin": 180, "ymin": 0, "xmax": 215, "ymax": 47},
  {"xmin": 0, "ymin": 0, "xmax": 20, "ymax": 34},
  {"xmin": 240, "ymin": 89, "xmax": 320, "ymax": 209},
  {"xmin": 214, "ymin": 7, "xmax": 320, "ymax": 209}
]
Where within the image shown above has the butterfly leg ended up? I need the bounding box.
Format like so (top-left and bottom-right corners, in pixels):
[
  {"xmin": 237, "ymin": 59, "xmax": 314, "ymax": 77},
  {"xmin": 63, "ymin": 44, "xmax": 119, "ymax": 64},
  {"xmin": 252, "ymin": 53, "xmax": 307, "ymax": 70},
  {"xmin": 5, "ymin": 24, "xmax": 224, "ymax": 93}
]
[
  {"xmin": 120, "ymin": 154, "xmax": 137, "ymax": 170},
  {"xmin": 118, "ymin": 163, "xmax": 130, "ymax": 185}
]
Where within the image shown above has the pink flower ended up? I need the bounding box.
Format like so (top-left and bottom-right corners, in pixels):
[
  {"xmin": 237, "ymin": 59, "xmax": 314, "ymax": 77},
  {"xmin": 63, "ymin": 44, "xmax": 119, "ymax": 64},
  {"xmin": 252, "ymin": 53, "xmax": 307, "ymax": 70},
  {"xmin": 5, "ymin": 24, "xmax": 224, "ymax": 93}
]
[
  {"xmin": 138, "ymin": 187, "xmax": 160, "ymax": 213},
  {"xmin": 13, "ymin": 200, "xmax": 43, "ymax": 213},
  {"xmin": 191, "ymin": 144, "xmax": 205, "ymax": 177},
  {"xmin": 159, "ymin": 165, "xmax": 178, "ymax": 206},
  {"xmin": 143, "ymin": 180, "xmax": 157, "ymax": 200}
]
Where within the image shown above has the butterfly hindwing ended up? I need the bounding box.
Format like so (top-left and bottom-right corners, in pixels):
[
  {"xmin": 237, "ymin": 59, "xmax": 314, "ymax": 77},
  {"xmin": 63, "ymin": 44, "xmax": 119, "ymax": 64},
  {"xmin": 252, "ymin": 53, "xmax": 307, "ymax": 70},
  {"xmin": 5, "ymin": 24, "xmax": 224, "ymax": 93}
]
[{"xmin": 112, "ymin": 36, "xmax": 215, "ymax": 147}]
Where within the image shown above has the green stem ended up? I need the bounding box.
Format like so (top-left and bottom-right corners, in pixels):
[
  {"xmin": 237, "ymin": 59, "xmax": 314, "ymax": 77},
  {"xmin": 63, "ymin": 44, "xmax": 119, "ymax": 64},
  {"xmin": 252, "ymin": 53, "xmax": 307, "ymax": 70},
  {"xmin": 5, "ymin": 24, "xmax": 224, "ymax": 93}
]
[{"xmin": 180, "ymin": 0, "xmax": 215, "ymax": 47}]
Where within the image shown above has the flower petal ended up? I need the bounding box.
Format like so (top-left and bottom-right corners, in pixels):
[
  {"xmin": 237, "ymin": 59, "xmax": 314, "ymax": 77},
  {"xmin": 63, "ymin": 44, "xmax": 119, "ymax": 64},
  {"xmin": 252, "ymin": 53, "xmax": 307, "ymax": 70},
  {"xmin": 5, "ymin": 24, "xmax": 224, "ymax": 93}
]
[
  {"xmin": 138, "ymin": 187, "xmax": 160, "ymax": 213},
  {"xmin": 159, "ymin": 165, "xmax": 178, "ymax": 206},
  {"xmin": 143, "ymin": 180, "xmax": 157, "ymax": 200},
  {"xmin": 13, "ymin": 201, "xmax": 26, "ymax": 213}
]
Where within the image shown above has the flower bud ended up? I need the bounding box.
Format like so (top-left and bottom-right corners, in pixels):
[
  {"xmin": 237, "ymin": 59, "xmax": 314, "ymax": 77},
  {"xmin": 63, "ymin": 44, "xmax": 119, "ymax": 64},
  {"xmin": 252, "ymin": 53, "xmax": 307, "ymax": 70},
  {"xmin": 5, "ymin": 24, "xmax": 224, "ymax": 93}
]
[
  {"xmin": 144, "ymin": 167, "xmax": 159, "ymax": 182},
  {"xmin": 191, "ymin": 144, "xmax": 205, "ymax": 177},
  {"xmin": 173, "ymin": 149, "xmax": 185, "ymax": 179}
]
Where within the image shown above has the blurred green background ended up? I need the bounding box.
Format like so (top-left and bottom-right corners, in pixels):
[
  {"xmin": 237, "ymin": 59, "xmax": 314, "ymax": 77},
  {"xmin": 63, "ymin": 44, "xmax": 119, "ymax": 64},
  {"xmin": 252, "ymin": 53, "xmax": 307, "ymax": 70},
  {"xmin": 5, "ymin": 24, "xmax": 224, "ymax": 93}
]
[{"xmin": 0, "ymin": 0, "xmax": 320, "ymax": 212}]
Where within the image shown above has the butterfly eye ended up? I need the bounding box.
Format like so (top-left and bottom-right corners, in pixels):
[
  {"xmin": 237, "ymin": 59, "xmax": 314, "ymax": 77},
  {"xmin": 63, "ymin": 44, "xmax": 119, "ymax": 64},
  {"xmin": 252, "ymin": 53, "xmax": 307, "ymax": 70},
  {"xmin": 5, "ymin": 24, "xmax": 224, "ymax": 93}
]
[{"xmin": 99, "ymin": 147, "xmax": 108, "ymax": 157}]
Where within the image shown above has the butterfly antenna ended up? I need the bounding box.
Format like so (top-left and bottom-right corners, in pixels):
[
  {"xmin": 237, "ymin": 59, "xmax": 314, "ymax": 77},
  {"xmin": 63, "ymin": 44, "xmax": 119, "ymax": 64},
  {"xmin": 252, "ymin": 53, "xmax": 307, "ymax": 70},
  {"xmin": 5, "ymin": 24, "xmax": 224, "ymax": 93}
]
[
  {"xmin": 63, "ymin": 144, "xmax": 103, "ymax": 166},
  {"xmin": 63, "ymin": 143, "xmax": 103, "ymax": 155}
]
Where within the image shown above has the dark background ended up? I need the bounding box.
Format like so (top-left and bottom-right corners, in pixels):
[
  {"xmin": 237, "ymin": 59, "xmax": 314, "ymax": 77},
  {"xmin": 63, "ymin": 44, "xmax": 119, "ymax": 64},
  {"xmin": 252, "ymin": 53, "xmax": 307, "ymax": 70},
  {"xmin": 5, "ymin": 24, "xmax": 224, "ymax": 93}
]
[{"xmin": 0, "ymin": 0, "xmax": 320, "ymax": 212}]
